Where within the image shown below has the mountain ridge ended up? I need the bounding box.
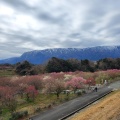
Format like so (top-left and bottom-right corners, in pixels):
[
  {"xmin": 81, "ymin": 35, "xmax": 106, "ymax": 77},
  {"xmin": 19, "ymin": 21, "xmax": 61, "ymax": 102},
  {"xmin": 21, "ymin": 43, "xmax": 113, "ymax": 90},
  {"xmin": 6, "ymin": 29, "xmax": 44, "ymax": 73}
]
[{"xmin": 0, "ymin": 45, "xmax": 120, "ymax": 64}]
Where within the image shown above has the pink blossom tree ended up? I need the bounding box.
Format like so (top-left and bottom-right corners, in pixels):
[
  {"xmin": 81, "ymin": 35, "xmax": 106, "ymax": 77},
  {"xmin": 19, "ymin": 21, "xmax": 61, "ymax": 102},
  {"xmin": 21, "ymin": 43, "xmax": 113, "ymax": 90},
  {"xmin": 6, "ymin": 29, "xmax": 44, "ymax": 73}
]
[
  {"xmin": 86, "ymin": 78, "xmax": 96, "ymax": 89},
  {"xmin": 0, "ymin": 77, "xmax": 12, "ymax": 87},
  {"xmin": 0, "ymin": 86, "xmax": 17, "ymax": 114},
  {"xmin": 24, "ymin": 75, "xmax": 43, "ymax": 90},
  {"xmin": 66, "ymin": 77, "xmax": 86, "ymax": 93},
  {"xmin": 44, "ymin": 73, "xmax": 65, "ymax": 99},
  {"xmin": 25, "ymin": 85, "xmax": 38, "ymax": 101},
  {"xmin": 15, "ymin": 75, "xmax": 43, "ymax": 98},
  {"xmin": 106, "ymin": 69, "xmax": 120, "ymax": 80}
]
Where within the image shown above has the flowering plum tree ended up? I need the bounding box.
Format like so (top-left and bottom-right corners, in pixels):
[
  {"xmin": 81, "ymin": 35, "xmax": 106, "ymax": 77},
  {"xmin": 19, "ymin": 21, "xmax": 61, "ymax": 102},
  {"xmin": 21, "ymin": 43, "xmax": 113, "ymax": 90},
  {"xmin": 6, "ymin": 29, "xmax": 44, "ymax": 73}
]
[
  {"xmin": 86, "ymin": 77, "xmax": 96, "ymax": 89},
  {"xmin": 44, "ymin": 73, "xmax": 65, "ymax": 99},
  {"xmin": 0, "ymin": 86, "xmax": 17, "ymax": 114},
  {"xmin": 25, "ymin": 75, "xmax": 43, "ymax": 90},
  {"xmin": 66, "ymin": 77, "xmax": 86, "ymax": 93},
  {"xmin": 25, "ymin": 85, "xmax": 38, "ymax": 101},
  {"xmin": 106, "ymin": 69, "xmax": 120, "ymax": 80}
]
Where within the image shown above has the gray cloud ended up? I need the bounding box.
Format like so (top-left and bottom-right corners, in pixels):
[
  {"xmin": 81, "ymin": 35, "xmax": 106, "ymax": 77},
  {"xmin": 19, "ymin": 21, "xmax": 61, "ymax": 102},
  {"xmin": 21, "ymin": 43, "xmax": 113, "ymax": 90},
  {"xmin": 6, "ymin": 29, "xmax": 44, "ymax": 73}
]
[
  {"xmin": 0, "ymin": 0, "xmax": 120, "ymax": 59},
  {"xmin": 1, "ymin": 0, "xmax": 32, "ymax": 13},
  {"xmin": 81, "ymin": 22, "xmax": 95, "ymax": 31},
  {"xmin": 107, "ymin": 13, "xmax": 120, "ymax": 28},
  {"xmin": 37, "ymin": 12, "xmax": 67, "ymax": 25}
]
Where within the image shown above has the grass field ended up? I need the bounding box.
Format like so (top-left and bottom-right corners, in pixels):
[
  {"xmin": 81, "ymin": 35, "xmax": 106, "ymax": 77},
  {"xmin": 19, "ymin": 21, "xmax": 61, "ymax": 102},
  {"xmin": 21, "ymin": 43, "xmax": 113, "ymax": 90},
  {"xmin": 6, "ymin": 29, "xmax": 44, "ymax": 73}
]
[
  {"xmin": 0, "ymin": 93, "xmax": 77, "ymax": 120},
  {"xmin": 0, "ymin": 69, "xmax": 15, "ymax": 77}
]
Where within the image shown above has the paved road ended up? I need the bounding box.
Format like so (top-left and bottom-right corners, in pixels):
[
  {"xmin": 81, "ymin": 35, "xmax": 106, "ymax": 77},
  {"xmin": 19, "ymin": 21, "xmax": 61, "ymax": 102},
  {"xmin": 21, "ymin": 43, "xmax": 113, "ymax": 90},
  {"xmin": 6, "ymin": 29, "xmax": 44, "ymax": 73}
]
[
  {"xmin": 109, "ymin": 81, "xmax": 120, "ymax": 90},
  {"xmin": 30, "ymin": 85, "xmax": 113, "ymax": 120}
]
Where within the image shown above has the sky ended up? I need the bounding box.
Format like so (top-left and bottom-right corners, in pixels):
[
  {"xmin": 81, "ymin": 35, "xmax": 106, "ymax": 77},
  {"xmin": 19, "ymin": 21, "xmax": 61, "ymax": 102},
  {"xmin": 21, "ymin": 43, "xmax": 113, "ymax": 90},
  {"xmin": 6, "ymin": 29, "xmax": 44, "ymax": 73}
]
[{"xmin": 0, "ymin": 0, "xmax": 120, "ymax": 59}]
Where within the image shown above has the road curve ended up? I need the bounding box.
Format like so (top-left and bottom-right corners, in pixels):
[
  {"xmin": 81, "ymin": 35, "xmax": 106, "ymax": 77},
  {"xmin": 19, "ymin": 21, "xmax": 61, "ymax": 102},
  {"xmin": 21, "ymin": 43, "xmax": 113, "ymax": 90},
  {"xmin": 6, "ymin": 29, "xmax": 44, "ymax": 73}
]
[{"xmin": 30, "ymin": 86, "xmax": 113, "ymax": 120}]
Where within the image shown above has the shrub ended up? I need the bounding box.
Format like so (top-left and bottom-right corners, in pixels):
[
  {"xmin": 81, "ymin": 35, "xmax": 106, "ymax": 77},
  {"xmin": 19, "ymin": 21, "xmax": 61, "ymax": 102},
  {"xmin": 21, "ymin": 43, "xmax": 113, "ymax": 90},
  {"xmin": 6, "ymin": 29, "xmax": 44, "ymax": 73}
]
[
  {"xmin": 82, "ymin": 90, "xmax": 86, "ymax": 94},
  {"xmin": 76, "ymin": 91, "xmax": 82, "ymax": 96},
  {"xmin": 52, "ymin": 101, "xmax": 56, "ymax": 105},
  {"xmin": 9, "ymin": 118, "xmax": 14, "ymax": 120},
  {"xmin": 64, "ymin": 96, "xmax": 69, "ymax": 101},
  {"xmin": 10, "ymin": 111, "xmax": 28, "ymax": 120},
  {"xmin": 47, "ymin": 104, "xmax": 52, "ymax": 108},
  {"xmin": 24, "ymin": 110, "xmax": 28, "ymax": 116},
  {"xmin": 0, "ymin": 109, "xmax": 2, "ymax": 114},
  {"xmin": 11, "ymin": 112, "xmax": 19, "ymax": 119},
  {"xmin": 35, "ymin": 107, "xmax": 41, "ymax": 112}
]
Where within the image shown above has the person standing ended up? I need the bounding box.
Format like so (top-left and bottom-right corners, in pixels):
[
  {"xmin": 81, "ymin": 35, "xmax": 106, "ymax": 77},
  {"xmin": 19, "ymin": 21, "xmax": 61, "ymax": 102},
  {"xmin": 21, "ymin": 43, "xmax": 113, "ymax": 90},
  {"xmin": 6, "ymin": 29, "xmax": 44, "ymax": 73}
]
[{"xmin": 95, "ymin": 87, "xmax": 97, "ymax": 92}]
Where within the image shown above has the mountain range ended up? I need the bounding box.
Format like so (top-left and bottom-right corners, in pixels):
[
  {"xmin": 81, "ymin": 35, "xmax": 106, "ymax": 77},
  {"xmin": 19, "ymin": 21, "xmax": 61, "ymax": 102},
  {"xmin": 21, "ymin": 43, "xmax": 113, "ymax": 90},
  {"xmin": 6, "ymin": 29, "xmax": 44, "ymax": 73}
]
[{"xmin": 0, "ymin": 46, "xmax": 120, "ymax": 64}]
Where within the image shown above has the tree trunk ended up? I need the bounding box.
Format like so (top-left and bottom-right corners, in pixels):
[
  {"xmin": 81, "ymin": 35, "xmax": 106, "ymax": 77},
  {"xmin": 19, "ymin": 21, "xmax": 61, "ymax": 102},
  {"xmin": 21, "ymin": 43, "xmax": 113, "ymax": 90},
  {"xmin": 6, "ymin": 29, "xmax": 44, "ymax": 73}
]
[{"xmin": 56, "ymin": 93, "xmax": 59, "ymax": 99}]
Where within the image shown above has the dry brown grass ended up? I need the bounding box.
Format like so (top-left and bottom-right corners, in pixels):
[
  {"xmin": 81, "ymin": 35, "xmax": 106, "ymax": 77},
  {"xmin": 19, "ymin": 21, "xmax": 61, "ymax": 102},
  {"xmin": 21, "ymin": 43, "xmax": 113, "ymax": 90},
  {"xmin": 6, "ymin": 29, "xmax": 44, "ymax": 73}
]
[{"xmin": 70, "ymin": 90, "xmax": 120, "ymax": 120}]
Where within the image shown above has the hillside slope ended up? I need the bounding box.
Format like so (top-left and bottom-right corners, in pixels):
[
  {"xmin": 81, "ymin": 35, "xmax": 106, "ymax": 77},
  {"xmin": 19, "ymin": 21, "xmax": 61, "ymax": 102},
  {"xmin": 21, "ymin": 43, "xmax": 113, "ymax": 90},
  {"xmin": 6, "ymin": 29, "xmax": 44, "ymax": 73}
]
[
  {"xmin": 0, "ymin": 46, "xmax": 120, "ymax": 64},
  {"xmin": 70, "ymin": 90, "xmax": 120, "ymax": 120}
]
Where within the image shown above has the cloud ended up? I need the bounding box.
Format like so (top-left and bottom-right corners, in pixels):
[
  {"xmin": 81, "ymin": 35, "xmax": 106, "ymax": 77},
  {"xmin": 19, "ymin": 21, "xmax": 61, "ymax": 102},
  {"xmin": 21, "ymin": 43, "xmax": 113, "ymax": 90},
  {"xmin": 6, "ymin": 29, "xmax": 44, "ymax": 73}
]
[
  {"xmin": 1, "ymin": 0, "xmax": 31, "ymax": 13},
  {"xmin": 0, "ymin": 0, "xmax": 120, "ymax": 59}
]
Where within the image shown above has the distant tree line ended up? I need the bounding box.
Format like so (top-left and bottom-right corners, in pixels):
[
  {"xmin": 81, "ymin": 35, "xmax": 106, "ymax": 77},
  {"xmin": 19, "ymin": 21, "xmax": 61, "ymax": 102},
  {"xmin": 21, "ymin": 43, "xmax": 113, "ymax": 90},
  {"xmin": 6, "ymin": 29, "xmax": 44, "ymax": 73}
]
[
  {"xmin": 45, "ymin": 57, "xmax": 120, "ymax": 73},
  {"xmin": 15, "ymin": 61, "xmax": 36, "ymax": 75},
  {"xmin": 12, "ymin": 57, "xmax": 120, "ymax": 75},
  {"xmin": 1, "ymin": 57, "xmax": 120, "ymax": 75},
  {"xmin": 45, "ymin": 57, "xmax": 95, "ymax": 73},
  {"xmin": 0, "ymin": 63, "xmax": 14, "ymax": 70},
  {"xmin": 96, "ymin": 58, "xmax": 120, "ymax": 70}
]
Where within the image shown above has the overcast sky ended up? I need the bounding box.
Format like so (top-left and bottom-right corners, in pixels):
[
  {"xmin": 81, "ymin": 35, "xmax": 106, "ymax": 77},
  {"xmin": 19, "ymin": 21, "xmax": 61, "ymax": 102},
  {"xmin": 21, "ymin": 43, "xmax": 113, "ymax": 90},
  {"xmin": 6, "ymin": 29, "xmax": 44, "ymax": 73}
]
[{"xmin": 0, "ymin": 0, "xmax": 120, "ymax": 59}]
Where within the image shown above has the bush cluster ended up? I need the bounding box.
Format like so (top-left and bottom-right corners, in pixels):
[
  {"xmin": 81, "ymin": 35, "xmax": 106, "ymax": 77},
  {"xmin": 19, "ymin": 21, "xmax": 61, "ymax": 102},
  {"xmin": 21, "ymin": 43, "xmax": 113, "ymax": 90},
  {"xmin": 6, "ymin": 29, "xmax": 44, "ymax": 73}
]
[{"xmin": 9, "ymin": 111, "xmax": 28, "ymax": 120}]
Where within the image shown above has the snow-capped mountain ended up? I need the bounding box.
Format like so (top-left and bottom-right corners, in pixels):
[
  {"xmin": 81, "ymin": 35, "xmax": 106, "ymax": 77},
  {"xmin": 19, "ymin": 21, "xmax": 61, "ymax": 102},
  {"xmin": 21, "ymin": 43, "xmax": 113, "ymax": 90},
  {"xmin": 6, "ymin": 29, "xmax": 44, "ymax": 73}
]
[{"xmin": 0, "ymin": 46, "xmax": 120, "ymax": 64}]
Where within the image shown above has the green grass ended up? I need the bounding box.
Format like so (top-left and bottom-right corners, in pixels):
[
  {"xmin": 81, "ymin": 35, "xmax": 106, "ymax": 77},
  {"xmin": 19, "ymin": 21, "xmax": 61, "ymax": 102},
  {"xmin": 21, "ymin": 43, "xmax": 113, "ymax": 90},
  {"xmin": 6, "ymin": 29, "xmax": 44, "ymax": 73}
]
[
  {"xmin": 0, "ymin": 107, "xmax": 11, "ymax": 120},
  {"xmin": 17, "ymin": 93, "xmax": 77, "ymax": 109},
  {"xmin": 0, "ymin": 93, "xmax": 78, "ymax": 120},
  {"xmin": 0, "ymin": 69, "xmax": 16, "ymax": 77}
]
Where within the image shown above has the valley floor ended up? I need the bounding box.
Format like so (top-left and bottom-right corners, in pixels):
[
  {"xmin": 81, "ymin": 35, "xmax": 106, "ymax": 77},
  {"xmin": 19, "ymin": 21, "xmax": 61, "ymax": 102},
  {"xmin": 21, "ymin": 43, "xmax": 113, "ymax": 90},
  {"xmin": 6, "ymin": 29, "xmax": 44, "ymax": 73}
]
[{"xmin": 69, "ymin": 90, "xmax": 120, "ymax": 120}]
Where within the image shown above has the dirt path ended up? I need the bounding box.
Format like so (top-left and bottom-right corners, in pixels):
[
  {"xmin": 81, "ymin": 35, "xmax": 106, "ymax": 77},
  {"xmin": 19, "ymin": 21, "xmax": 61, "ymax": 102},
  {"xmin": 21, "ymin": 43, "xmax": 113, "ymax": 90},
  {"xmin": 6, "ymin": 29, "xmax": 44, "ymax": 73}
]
[{"xmin": 69, "ymin": 90, "xmax": 120, "ymax": 120}]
